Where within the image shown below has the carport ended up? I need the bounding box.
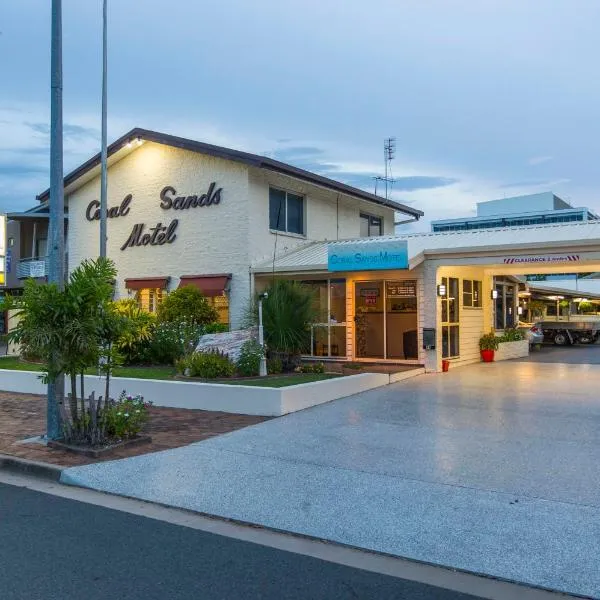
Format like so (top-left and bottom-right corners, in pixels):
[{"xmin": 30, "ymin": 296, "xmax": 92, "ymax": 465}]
[{"xmin": 254, "ymin": 221, "xmax": 600, "ymax": 371}]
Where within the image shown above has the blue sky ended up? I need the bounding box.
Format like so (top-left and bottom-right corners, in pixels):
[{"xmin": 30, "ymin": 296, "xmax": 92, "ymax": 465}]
[{"xmin": 2, "ymin": 0, "xmax": 600, "ymax": 230}]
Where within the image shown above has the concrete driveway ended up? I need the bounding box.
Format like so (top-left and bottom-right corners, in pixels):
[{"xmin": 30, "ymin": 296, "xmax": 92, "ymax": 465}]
[
  {"xmin": 523, "ymin": 341, "xmax": 600, "ymax": 364},
  {"xmin": 63, "ymin": 361, "xmax": 600, "ymax": 598}
]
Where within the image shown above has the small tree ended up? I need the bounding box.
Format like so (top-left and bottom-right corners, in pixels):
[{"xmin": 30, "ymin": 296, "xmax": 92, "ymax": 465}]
[
  {"xmin": 157, "ymin": 285, "xmax": 218, "ymax": 326},
  {"xmin": 579, "ymin": 300, "xmax": 595, "ymax": 314},
  {"xmin": 254, "ymin": 279, "xmax": 316, "ymax": 370}
]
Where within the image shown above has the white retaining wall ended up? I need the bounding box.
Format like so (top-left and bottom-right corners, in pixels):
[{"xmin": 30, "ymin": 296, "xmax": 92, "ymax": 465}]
[
  {"xmin": 0, "ymin": 369, "xmax": 422, "ymax": 417},
  {"xmin": 495, "ymin": 339, "xmax": 530, "ymax": 361}
]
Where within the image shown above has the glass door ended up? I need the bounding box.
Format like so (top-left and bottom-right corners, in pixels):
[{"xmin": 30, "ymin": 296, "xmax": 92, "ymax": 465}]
[{"xmin": 354, "ymin": 281, "xmax": 384, "ymax": 358}]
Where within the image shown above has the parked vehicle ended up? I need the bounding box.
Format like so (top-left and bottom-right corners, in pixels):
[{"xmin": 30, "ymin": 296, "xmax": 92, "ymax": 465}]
[
  {"xmin": 517, "ymin": 322, "xmax": 544, "ymax": 347},
  {"xmin": 538, "ymin": 321, "xmax": 600, "ymax": 346}
]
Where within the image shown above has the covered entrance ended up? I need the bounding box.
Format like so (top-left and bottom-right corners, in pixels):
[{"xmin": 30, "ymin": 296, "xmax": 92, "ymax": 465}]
[{"xmin": 354, "ymin": 280, "xmax": 418, "ymax": 360}]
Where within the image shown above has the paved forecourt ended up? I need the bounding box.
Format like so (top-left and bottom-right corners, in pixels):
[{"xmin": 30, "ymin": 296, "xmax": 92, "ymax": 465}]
[{"xmin": 62, "ymin": 361, "xmax": 600, "ymax": 598}]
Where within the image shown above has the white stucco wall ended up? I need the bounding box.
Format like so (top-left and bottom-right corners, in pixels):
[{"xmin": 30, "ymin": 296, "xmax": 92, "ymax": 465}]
[{"xmin": 65, "ymin": 141, "xmax": 398, "ymax": 329}]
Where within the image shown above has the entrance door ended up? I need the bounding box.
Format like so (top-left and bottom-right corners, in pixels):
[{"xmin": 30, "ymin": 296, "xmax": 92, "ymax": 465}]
[
  {"xmin": 354, "ymin": 280, "xmax": 418, "ymax": 360},
  {"xmin": 355, "ymin": 281, "xmax": 384, "ymax": 358}
]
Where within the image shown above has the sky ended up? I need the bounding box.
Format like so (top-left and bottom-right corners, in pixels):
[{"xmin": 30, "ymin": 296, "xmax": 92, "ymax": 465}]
[{"xmin": 2, "ymin": 0, "xmax": 600, "ymax": 231}]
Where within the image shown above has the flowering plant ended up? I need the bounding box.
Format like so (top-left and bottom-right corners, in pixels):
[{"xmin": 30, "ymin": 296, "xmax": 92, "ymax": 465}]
[{"xmin": 103, "ymin": 391, "xmax": 152, "ymax": 439}]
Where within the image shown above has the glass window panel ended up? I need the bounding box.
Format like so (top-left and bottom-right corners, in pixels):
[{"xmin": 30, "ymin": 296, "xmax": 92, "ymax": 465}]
[
  {"xmin": 269, "ymin": 188, "xmax": 286, "ymax": 231},
  {"xmin": 442, "ymin": 326, "xmax": 449, "ymax": 358},
  {"xmin": 449, "ymin": 325, "xmax": 460, "ymax": 357},
  {"xmin": 448, "ymin": 278, "xmax": 459, "ymax": 322},
  {"xmin": 329, "ymin": 279, "xmax": 346, "ymax": 323},
  {"xmin": 369, "ymin": 216, "xmax": 382, "ymax": 236},
  {"xmin": 360, "ymin": 214, "xmax": 370, "ymax": 237},
  {"xmin": 287, "ymin": 193, "xmax": 304, "ymax": 234},
  {"xmin": 463, "ymin": 280, "xmax": 472, "ymax": 294},
  {"xmin": 473, "ymin": 281, "xmax": 482, "ymax": 307}
]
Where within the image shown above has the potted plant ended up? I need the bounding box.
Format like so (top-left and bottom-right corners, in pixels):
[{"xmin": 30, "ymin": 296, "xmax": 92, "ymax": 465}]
[{"xmin": 479, "ymin": 332, "xmax": 499, "ymax": 362}]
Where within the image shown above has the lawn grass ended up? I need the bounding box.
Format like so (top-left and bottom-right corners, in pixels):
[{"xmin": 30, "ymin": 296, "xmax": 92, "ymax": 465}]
[
  {"xmin": 0, "ymin": 356, "xmax": 339, "ymax": 387},
  {"xmin": 217, "ymin": 373, "xmax": 340, "ymax": 387},
  {"xmin": 0, "ymin": 356, "xmax": 175, "ymax": 380}
]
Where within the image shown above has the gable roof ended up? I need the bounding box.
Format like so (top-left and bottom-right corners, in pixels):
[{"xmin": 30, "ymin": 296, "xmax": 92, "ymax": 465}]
[{"xmin": 36, "ymin": 128, "xmax": 423, "ymax": 219}]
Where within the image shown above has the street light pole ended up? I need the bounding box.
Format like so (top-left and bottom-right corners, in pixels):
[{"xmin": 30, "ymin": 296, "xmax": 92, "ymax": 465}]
[
  {"xmin": 48, "ymin": 0, "xmax": 66, "ymax": 439},
  {"xmin": 99, "ymin": 0, "xmax": 108, "ymax": 258},
  {"xmin": 258, "ymin": 293, "xmax": 267, "ymax": 377}
]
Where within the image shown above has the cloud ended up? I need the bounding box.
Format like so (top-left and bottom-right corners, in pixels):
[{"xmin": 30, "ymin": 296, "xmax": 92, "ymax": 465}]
[{"xmin": 528, "ymin": 155, "xmax": 553, "ymax": 166}]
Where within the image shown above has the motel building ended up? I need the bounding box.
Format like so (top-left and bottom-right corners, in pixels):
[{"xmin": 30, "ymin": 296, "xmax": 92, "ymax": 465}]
[{"xmin": 12, "ymin": 128, "xmax": 600, "ymax": 372}]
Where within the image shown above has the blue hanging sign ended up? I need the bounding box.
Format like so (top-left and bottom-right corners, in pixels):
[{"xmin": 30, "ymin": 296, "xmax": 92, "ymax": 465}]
[{"xmin": 328, "ymin": 240, "xmax": 409, "ymax": 272}]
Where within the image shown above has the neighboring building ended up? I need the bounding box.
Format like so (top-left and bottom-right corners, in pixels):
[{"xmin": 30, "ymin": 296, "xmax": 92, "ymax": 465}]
[
  {"xmin": 431, "ymin": 192, "xmax": 599, "ymax": 232},
  {"xmin": 29, "ymin": 128, "xmax": 423, "ymax": 328}
]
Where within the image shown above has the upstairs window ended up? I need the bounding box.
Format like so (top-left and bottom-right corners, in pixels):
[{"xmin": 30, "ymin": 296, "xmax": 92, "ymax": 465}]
[
  {"xmin": 269, "ymin": 188, "xmax": 305, "ymax": 235},
  {"xmin": 360, "ymin": 213, "xmax": 383, "ymax": 237}
]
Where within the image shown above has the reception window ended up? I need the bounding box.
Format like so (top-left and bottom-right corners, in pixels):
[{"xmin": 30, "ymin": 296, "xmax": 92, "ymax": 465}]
[
  {"xmin": 463, "ymin": 279, "xmax": 482, "ymax": 308},
  {"xmin": 269, "ymin": 187, "xmax": 305, "ymax": 235}
]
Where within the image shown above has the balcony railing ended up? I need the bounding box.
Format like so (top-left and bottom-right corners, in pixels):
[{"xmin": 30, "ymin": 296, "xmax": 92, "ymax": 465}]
[{"xmin": 16, "ymin": 257, "xmax": 48, "ymax": 279}]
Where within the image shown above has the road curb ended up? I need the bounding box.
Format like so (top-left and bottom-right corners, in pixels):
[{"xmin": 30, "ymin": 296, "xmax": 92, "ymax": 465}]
[{"xmin": 0, "ymin": 454, "xmax": 63, "ymax": 481}]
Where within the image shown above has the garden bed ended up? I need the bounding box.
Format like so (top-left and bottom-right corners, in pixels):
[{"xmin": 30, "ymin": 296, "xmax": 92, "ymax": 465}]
[
  {"xmin": 174, "ymin": 373, "xmax": 341, "ymax": 387},
  {"xmin": 47, "ymin": 435, "xmax": 152, "ymax": 458}
]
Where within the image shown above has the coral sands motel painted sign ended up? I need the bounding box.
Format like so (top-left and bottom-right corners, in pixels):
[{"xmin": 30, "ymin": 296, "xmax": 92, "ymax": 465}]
[
  {"xmin": 85, "ymin": 183, "xmax": 222, "ymax": 251},
  {"xmin": 328, "ymin": 240, "xmax": 409, "ymax": 272}
]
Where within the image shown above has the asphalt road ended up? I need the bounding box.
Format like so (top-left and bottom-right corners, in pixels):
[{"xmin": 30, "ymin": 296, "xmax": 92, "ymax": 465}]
[{"xmin": 0, "ymin": 482, "xmax": 481, "ymax": 600}]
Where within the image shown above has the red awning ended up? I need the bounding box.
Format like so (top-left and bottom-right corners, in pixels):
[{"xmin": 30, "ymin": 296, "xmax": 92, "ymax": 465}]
[
  {"xmin": 178, "ymin": 274, "xmax": 231, "ymax": 297},
  {"xmin": 125, "ymin": 277, "xmax": 169, "ymax": 290}
]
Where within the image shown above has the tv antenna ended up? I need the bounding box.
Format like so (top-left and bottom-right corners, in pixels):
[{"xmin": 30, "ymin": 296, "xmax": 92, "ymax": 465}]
[{"xmin": 373, "ymin": 137, "xmax": 396, "ymax": 199}]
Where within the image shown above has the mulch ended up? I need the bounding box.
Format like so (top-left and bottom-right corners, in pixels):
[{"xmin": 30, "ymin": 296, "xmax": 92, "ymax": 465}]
[{"xmin": 0, "ymin": 391, "xmax": 270, "ymax": 467}]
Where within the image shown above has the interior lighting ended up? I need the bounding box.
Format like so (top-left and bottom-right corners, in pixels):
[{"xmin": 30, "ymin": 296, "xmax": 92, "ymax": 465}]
[
  {"xmin": 437, "ymin": 284, "xmax": 447, "ymax": 297},
  {"xmin": 491, "ymin": 289, "xmax": 498, "ymax": 300},
  {"xmin": 136, "ymin": 136, "xmax": 143, "ymax": 146}
]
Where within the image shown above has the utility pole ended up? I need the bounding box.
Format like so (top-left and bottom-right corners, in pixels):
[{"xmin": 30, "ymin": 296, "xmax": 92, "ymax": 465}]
[
  {"xmin": 99, "ymin": 0, "xmax": 108, "ymax": 257},
  {"xmin": 47, "ymin": 0, "xmax": 65, "ymax": 439}
]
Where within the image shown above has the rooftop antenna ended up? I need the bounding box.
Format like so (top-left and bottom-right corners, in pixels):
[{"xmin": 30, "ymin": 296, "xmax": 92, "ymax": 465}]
[{"xmin": 383, "ymin": 137, "xmax": 396, "ymax": 199}]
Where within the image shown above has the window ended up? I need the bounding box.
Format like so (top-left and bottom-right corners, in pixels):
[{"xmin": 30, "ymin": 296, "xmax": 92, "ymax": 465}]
[
  {"xmin": 301, "ymin": 279, "xmax": 347, "ymax": 358},
  {"xmin": 463, "ymin": 279, "xmax": 482, "ymax": 308},
  {"xmin": 360, "ymin": 213, "xmax": 383, "ymax": 237},
  {"xmin": 269, "ymin": 187, "xmax": 304, "ymax": 235},
  {"xmin": 441, "ymin": 277, "xmax": 460, "ymax": 359},
  {"xmin": 135, "ymin": 288, "xmax": 164, "ymax": 313},
  {"xmin": 207, "ymin": 295, "xmax": 229, "ymax": 325}
]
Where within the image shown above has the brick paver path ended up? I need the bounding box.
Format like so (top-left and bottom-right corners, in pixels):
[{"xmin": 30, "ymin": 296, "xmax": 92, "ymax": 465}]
[{"xmin": 0, "ymin": 391, "xmax": 270, "ymax": 467}]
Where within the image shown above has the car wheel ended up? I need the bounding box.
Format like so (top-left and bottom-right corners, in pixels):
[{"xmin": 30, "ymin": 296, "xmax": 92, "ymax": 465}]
[
  {"xmin": 554, "ymin": 332, "xmax": 569, "ymax": 346},
  {"xmin": 578, "ymin": 335, "xmax": 594, "ymax": 344}
]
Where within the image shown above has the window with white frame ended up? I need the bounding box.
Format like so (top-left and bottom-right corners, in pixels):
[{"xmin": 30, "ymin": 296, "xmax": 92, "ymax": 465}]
[
  {"xmin": 463, "ymin": 279, "xmax": 482, "ymax": 308},
  {"xmin": 269, "ymin": 187, "xmax": 305, "ymax": 235},
  {"xmin": 360, "ymin": 213, "xmax": 383, "ymax": 237}
]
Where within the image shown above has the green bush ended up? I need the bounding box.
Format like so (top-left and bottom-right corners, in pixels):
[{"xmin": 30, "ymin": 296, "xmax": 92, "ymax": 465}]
[
  {"xmin": 579, "ymin": 301, "xmax": 595, "ymax": 314},
  {"xmin": 498, "ymin": 328, "xmax": 525, "ymax": 342},
  {"xmin": 267, "ymin": 357, "xmax": 283, "ymax": 374},
  {"xmin": 236, "ymin": 339, "xmax": 264, "ymax": 377},
  {"xmin": 103, "ymin": 391, "xmax": 152, "ymax": 439},
  {"xmin": 177, "ymin": 350, "xmax": 234, "ymax": 379},
  {"xmin": 298, "ymin": 362, "xmax": 325, "ymax": 374},
  {"xmin": 479, "ymin": 332, "xmax": 500, "ymax": 351},
  {"xmin": 158, "ymin": 285, "xmax": 218, "ymax": 326},
  {"xmin": 200, "ymin": 322, "xmax": 229, "ymax": 334}
]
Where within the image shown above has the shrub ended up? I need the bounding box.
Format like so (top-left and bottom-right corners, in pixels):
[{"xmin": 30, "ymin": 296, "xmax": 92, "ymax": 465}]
[
  {"xmin": 103, "ymin": 391, "xmax": 152, "ymax": 439},
  {"xmin": 176, "ymin": 350, "xmax": 235, "ymax": 379},
  {"xmin": 236, "ymin": 339, "xmax": 264, "ymax": 377},
  {"xmin": 200, "ymin": 322, "xmax": 229, "ymax": 335},
  {"xmin": 498, "ymin": 328, "xmax": 525, "ymax": 342},
  {"xmin": 267, "ymin": 357, "xmax": 283, "ymax": 374},
  {"xmin": 298, "ymin": 362, "xmax": 325, "ymax": 374},
  {"xmin": 112, "ymin": 299, "xmax": 156, "ymax": 363},
  {"xmin": 158, "ymin": 285, "xmax": 218, "ymax": 326},
  {"xmin": 479, "ymin": 332, "xmax": 500, "ymax": 351},
  {"xmin": 579, "ymin": 301, "xmax": 595, "ymax": 314}
]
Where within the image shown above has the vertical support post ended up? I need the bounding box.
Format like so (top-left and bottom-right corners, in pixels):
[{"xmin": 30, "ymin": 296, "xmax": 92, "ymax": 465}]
[
  {"xmin": 47, "ymin": 0, "xmax": 65, "ymax": 440},
  {"xmin": 31, "ymin": 222, "xmax": 37, "ymax": 259},
  {"xmin": 99, "ymin": 0, "xmax": 108, "ymax": 258},
  {"xmin": 258, "ymin": 295, "xmax": 267, "ymax": 377}
]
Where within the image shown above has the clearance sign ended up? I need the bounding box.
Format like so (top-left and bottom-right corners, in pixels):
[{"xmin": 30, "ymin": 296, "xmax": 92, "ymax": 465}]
[{"xmin": 503, "ymin": 254, "xmax": 580, "ymax": 265}]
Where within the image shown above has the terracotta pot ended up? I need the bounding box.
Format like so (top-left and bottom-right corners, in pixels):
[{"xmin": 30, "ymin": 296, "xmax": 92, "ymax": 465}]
[{"xmin": 480, "ymin": 349, "xmax": 495, "ymax": 363}]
